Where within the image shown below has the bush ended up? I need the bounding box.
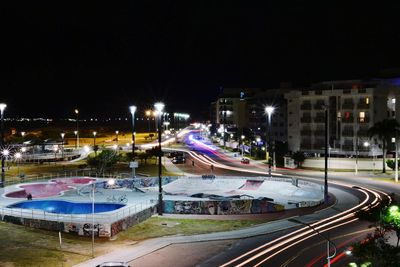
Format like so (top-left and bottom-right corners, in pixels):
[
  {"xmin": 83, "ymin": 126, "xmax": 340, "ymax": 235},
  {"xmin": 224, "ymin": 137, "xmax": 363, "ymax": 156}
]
[
  {"xmin": 386, "ymin": 159, "xmax": 400, "ymax": 170},
  {"xmin": 291, "ymin": 151, "xmax": 305, "ymax": 167}
]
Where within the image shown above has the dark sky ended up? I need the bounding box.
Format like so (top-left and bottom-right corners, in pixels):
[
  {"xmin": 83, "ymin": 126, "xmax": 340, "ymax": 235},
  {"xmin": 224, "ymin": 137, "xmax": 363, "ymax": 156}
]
[{"xmin": 1, "ymin": 1, "xmax": 400, "ymax": 119}]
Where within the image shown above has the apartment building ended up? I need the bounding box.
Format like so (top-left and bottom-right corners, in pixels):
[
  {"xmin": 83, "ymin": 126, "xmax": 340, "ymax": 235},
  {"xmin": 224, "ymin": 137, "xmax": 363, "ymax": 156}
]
[
  {"xmin": 285, "ymin": 79, "xmax": 400, "ymax": 156},
  {"xmin": 212, "ymin": 88, "xmax": 288, "ymax": 141}
]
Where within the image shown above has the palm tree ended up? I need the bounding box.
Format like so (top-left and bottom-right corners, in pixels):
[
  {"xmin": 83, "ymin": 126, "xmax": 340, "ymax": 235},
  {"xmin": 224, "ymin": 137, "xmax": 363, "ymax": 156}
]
[{"xmin": 368, "ymin": 119, "xmax": 400, "ymax": 173}]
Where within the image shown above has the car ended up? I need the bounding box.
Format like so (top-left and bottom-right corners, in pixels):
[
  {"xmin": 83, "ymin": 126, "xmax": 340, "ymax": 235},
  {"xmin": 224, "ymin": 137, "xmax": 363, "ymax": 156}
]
[
  {"xmin": 241, "ymin": 158, "xmax": 250, "ymax": 164},
  {"xmin": 96, "ymin": 262, "xmax": 130, "ymax": 267},
  {"xmin": 172, "ymin": 156, "xmax": 186, "ymax": 164},
  {"xmin": 168, "ymin": 151, "xmax": 184, "ymax": 158}
]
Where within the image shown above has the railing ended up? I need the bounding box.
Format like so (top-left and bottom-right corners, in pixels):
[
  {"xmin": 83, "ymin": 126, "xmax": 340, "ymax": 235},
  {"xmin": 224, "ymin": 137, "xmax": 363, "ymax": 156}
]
[
  {"xmin": 300, "ymin": 117, "xmax": 312, "ymax": 123},
  {"xmin": 342, "ymin": 103, "xmax": 354, "ymax": 109},
  {"xmin": 357, "ymin": 103, "xmax": 370, "ymax": 109},
  {"xmin": 300, "ymin": 104, "xmax": 312, "ymax": 110},
  {"xmin": 0, "ymin": 199, "xmax": 157, "ymax": 225},
  {"xmin": 314, "ymin": 117, "xmax": 325, "ymax": 123}
]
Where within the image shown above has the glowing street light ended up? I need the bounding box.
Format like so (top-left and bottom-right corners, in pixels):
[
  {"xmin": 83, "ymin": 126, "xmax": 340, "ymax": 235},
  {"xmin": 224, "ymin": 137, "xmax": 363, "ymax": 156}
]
[
  {"xmin": 74, "ymin": 109, "xmax": 80, "ymax": 148},
  {"xmin": 14, "ymin": 152, "xmax": 22, "ymax": 177},
  {"xmin": 145, "ymin": 110, "xmax": 152, "ymax": 133},
  {"xmin": 129, "ymin": 105, "xmax": 137, "ymax": 178},
  {"xmin": 0, "ymin": 103, "xmax": 6, "ymax": 187},
  {"xmin": 93, "ymin": 131, "xmax": 97, "ymax": 156},
  {"xmin": 154, "ymin": 102, "xmax": 165, "ymax": 216},
  {"xmin": 60, "ymin": 133, "xmax": 65, "ymax": 159},
  {"xmin": 115, "ymin": 130, "xmax": 119, "ymax": 146},
  {"xmin": 265, "ymin": 106, "xmax": 275, "ymax": 176}
]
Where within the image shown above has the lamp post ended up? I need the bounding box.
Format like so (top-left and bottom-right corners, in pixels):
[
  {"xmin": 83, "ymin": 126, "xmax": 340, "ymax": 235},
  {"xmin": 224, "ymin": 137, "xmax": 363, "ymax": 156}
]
[
  {"xmin": 60, "ymin": 133, "xmax": 65, "ymax": 159},
  {"xmin": 154, "ymin": 102, "xmax": 165, "ymax": 216},
  {"xmin": 75, "ymin": 109, "xmax": 79, "ymax": 149},
  {"xmin": 14, "ymin": 152, "xmax": 21, "ymax": 177},
  {"xmin": 93, "ymin": 131, "xmax": 97, "ymax": 156},
  {"xmin": 129, "ymin": 105, "xmax": 137, "ymax": 178},
  {"xmin": 393, "ymin": 137, "xmax": 398, "ymax": 183},
  {"xmin": 289, "ymin": 218, "xmax": 336, "ymax": 267},
  {"xmin": 323, "ymin": 105, "xmax": 329, "ymax": 204},
  {"xmin": 53, "ymin": 145, "xmax": 58, "ymax": 164},
  {"xmin": 115, "ymin": 130, "xmax": 119, "ymax": 146},
  {"xmin": 0, "ymin": 103, "xmax": 6, "ymax": 187},
  {"xmin": 146, "ymin": 110, "xmax": 152, "ymax": 133},
  {"xmin": 265, "ymin": 106, "xmax": 274, "ymax": 177},
  {"xmin": 241, "ymin": 135, "xmax": 245, "ymax": 157}
]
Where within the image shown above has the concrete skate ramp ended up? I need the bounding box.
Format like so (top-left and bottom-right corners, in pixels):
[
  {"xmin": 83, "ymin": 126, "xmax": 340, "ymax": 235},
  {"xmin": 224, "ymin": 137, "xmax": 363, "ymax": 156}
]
[{"xmin": 163, "ymin": 177, "xmax": 324, "ymax": 209}]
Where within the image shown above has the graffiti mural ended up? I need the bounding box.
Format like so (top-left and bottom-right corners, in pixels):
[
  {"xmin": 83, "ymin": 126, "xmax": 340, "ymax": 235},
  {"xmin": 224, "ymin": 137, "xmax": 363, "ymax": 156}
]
[{"xmin": 164, "ymin": 199, "xmax": 285, "ymax": 215}]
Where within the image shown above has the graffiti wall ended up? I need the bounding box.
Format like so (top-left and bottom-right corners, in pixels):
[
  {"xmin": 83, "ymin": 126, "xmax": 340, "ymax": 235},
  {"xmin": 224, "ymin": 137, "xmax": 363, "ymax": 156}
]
[
  {"xmin": 163, "ymin": 199, "xmax": 285, "ymax": 215},
  {"xmin": 0, "ymin": 206, "xmax": 156, "ymax": 238}
]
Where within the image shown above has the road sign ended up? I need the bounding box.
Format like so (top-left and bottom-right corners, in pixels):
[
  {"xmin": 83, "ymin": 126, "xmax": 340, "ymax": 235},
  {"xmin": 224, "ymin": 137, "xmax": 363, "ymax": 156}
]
[{"xmin": 129, "ymin": 161, "xmax": 138, "ymax": 168}]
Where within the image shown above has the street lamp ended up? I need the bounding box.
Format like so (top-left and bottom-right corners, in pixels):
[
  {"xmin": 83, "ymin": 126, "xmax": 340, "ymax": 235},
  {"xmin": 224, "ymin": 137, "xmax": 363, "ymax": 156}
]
[
  {"xmin": 154, "ymin": 102, "xmax": 165, "ymax": 216},
  {"xmin": 115, "ymin": 130, "xmax": 119, "ymax": 146},
  {"xmin": 14, "ymin": 152, "xmax": 22, "ymax": 177},
  {"xmin": 289, "ymin": 218, "xmax": 336, "ymax": 266},
  {"xmin": 129, "ymin": 105, "xmax": 137, "ymax": 178},
  {"xmin": 146, "ymin": 110, "xmax": 152, "ymax": 133},
  {"xmin": 60, "ymin": 133, "xmax": 65, "ymax": 159},
  {"xmin": 241, "ymin": 135, "xmax": 245, "ymax": 157},
  {"xmin": 265, "ymin": 106, "xmax": 275, "ymax": 177},
  {"xmin": 322, "ymin": 104, "xmax": 329, "ymax": 204},
  {"xmin": 0, "ymin": 103, "xmax": 7, "ymax": 187},
  {"xmin": 74, "ymin": 109, "xmax": 80, "ymax": 149},
  {"xmin": 92, "ymin": 131, "xmax": 97, "ymax": 156},
  {"xmin": 53, "ymin": 145, "xmax": 58, "ymax": 164}
]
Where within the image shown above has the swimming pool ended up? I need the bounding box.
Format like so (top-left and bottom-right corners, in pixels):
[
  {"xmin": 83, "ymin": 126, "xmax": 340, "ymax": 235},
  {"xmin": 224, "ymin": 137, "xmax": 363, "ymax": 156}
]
[{"xmin": 7, "ymin": 200, "xmax": 125, "ymax": 214}]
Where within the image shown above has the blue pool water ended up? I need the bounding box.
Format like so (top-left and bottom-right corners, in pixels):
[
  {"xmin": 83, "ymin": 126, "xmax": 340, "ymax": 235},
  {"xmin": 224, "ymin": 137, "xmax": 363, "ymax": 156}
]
[{"xmin": 7, "ymin": 200, "xmax": 125, "ymax": 214}]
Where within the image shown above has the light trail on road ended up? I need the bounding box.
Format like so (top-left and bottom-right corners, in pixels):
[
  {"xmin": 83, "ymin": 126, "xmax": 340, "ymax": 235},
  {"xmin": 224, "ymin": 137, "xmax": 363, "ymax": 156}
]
[{"xmin": 219, "ymin": 185, "xmax": 390, "ymax": 267}]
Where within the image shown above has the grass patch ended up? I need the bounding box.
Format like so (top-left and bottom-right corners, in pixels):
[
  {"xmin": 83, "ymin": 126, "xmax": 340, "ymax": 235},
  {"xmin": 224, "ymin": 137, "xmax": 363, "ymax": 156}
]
[
  {"xmin": 0, "ymin": 216, "xmax": 263, "ymax": 266},
  {"xmin": 115, "ymin": 216, "xmax": 259, "ymax": 241}
]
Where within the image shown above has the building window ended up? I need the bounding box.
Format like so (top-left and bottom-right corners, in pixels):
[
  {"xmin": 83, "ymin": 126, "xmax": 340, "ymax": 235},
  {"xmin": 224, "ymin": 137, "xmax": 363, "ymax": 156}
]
[
  {"xmin": 359, "ymin": 111, "xmax": 365, "ymax": 122},
  {"xmin": 345, "ymin": 112, "xmax": 350, "ymax": 119},
  {"xmin": 366, "ymin": 97, "xmax": 369, "ymax": 104},
  {"xmin": 392, "ymin": 98, "xmax": 396, "ymax": 104}
]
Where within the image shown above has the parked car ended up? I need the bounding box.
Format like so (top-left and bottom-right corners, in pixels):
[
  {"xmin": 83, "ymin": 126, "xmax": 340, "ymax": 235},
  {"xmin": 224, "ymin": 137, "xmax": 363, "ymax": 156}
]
[
  {"xmin": 96, "ymin": 262, "xmax": 130, "ymax": 267},
  {"xmin": 241, "ymin": 158, "xmax": 250, "ymax": 164},
  {"xmin": 172, "ymin": 156, "xmax": 186, "ymax": 164}
]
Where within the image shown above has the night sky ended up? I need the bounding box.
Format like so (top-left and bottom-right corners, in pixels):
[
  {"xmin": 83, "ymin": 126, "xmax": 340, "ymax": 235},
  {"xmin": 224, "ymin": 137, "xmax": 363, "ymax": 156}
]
[{"xmin": 1, "ymin": 1, "xmax": 400, "ymax": 119}]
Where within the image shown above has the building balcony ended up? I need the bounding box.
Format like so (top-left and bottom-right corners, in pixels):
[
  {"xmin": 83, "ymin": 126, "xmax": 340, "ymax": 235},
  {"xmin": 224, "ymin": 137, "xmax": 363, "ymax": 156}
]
[
  {"xmin": 342, "ymin": 130, "xmax": 354, "ymax": 137},
  {"xmin": 300, "ymin": 130, "xmax": 312, "ymax": 136},
  {"xmin": 359, "ymin": 117, "xmax": 370, "ymax": 124},
  {"xmin": 314, "ymin": 116, "xmax": 325, "ymax": 123},
  {"xmin": 342, "ymin": 103, "xmax": 354, "ymax": 109},
  {"xmin": 300, "ymin": 117, "xmax": 312, "ymax": 123},
  {"xmin": 342, "ymin": 117, "xmax": 354, "ymax": 123},
  {"xmin": 313, "ymin": 103, "xmax": 325, "ymax": 110},
  {"xmin": 357, "ymin": 103, "xmax": 370, "ymax": 109},
  {"xmin": 300, "ymin": 103, "xmax": 312, "ymax": 110},
  {"xmin": 357, "ymin": 130, "xmax": 369, "ymax": 137}
]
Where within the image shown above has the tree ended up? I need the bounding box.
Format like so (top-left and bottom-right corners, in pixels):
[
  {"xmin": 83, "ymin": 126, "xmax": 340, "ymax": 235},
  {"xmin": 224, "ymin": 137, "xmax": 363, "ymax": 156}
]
[
  {"xmin": 291, "ymin": 151, "xmax": 305, "ymax": 167},
  {"xmin": 352, "ymin": 199, "xmax": 400, "ymax": 266},
  {"xmin": 368, "ymin": 119, "xmax": 400, "ymax": 173},
  {"xmin": 86, "ymin": 149, "xmax": 120, "ymax": 175},
  {"xmin": 138, "ymin": 152, "xmax": 150, "ymax": 165}
]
